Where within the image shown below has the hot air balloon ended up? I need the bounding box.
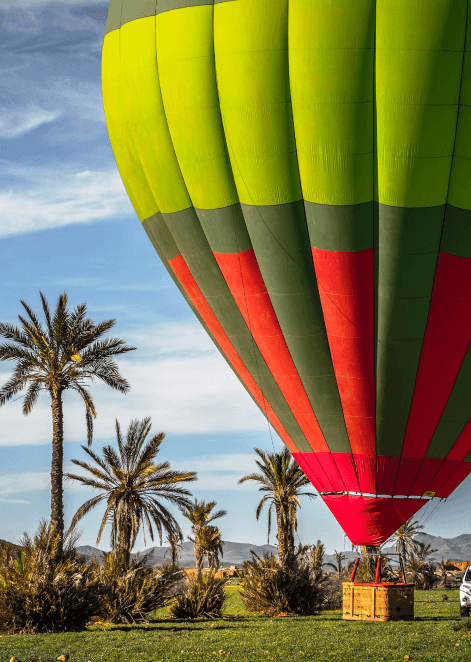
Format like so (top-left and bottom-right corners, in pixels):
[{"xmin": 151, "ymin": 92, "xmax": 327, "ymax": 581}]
[{"xmin": 102, "ymin": 0, "xmax": 471, "ymax": 548}]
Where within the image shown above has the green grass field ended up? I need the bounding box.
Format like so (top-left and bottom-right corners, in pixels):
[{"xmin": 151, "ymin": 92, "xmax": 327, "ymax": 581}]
[{"xmin": 1, "ymin": 586, "xmax": 470, "ymax": 662}]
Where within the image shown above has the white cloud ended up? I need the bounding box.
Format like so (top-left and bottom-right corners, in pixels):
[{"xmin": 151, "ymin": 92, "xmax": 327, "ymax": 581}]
[
  {"xmin": 0, "ymin": 167, "xmax": 133, "ymax": 237},
  {"xmin": 0, "ymin": 105, "xmax": 61, "ymax": 139},
  {"xmin": 0, "ymin": 468, "xmax": 91, "ymax": 496},
  {"xmin": 0, "ymin": 321, "xmax": 269, "ymax": 447},
  {"xmin": 0, "ymin": 471, "xmax": 51, "ymax": 495}
]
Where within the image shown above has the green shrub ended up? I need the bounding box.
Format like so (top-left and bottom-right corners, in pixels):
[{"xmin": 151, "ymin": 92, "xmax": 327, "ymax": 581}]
[
  {"xmin": 239, "ymin": 553, "xmax": 326, "ymax": 616},
  {"xmin": 95, "ymin": 551, "xmax": 184, "ymax": 624},
  {"xmin": 0, "ymin": 521, "xmax": 103, "ymax": 634},
  {"xmin": 169, "ymin": 572, "xmax": 228, "ymax": 619}
]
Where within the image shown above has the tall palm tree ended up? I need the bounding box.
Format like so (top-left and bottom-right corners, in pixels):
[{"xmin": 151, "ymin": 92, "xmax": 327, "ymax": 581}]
[
  {"xmin": 180, "ymin": 499, "xmax": 227, "ymax": 576},
  {"xmin": 390, "ymin": 518, "xmax": 424, "ymax": 564},
  {"xmin": 0, "ymin": 292, "xmax": 135, "ymax": 557},
  {"xmin": 66, "ymin": 417, "xmax": 197, "ymax": 567},
  {"xmin": 238, "ymin": 448, "xmax": 316, "ymax": 571}
]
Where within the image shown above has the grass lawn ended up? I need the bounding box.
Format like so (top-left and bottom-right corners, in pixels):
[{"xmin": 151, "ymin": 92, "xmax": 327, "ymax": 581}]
[{"xmin": 1, "ymin": 586, "xmax": 470, "ymax": 662}]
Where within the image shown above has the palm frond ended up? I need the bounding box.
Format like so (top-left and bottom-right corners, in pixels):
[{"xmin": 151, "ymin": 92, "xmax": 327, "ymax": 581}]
[{"xmin": 22, "ymin": 379, "xmax": 44, "ymax": 415}]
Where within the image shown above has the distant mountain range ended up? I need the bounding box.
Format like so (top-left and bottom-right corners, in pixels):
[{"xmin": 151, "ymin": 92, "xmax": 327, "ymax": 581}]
[
  {"xmin": 77, "ymin": 540, "xmax": 279, "ymax": 568},
  {"xmin": 414, "ymin": 533, "xmax": 471, "ymax": 561},
  {"xmin": 3, "ymin": 532, "xmax": 471, "ymax": 566}
]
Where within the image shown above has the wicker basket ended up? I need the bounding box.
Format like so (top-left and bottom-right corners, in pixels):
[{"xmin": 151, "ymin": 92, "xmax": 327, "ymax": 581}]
[{"xmin": 342, "ymin": 582, "xmax": 414, "ymax": 621}]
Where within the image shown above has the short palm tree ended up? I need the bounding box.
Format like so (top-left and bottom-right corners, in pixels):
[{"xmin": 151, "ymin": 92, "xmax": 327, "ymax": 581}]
[
  {"xmin": 189, "ymin": 525, "xmax": 224, "ymax": 575},
  {"xmin": 325, "ymin": 550, "xmax": 348, "ymax": 579},
  {"xmin": 406, "ymin": 543, "xmax": 437, "ymax": 589},
  {"xmin": 66, "ymin": 417, "xmax": 197, "ymax": 567},
  {"xmin": 0, "ymin": 292, "xmax": 135, "ymax": 557},
  {"xmin": 238, "ymin": 448, "xmax": 316, "ymax": 571},
  {"xmin": 300, "ymin": 540, "xmax": 326, "ymax": 581},
  {"xmin": 180, "ymin": 499, "xmax": 227, "ymax": 576},
  {"xmin": 165, "ymin": 532, "xmax": 183, "ymax": 568},
  {"xmin": 390, "ymin": 518, "xmax": 424, "ymax": 564},
  {"xmin": 437, "ymin": 559, "xmax": 456, "ymax": 587},
  {"xmin": 205, "ymin": 526, "xmax": 224, "ymax": 571}
]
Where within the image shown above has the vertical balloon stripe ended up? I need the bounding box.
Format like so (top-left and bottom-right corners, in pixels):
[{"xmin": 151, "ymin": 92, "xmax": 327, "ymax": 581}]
[
  {"xmin": 240, "ymin": 202, "xmax": 351, "ymax": 454},
  {"xmin": 376, "ymin": 0, "xmax": 466, "ymax": 208},
  {"xmin": 118, "ymin": 16, "xmax": 192, "ymax": 214},
  {"xmin": 102, "ymin": 30, "xmax": 159, "ymax": 221},
  {"xmin": 289, "ymin": 0, "xmax": 375, "ymax": 206},
  {"xmin": 288, "ymin": 0, "xmax": 376, "ymax": 459},
  {"xmin": 402, "ymin": 253, "xmax": 471, "ymax": 457},
  {"xmin": 214, "ymin": 249, "xmax": 329, "ymax": 452},
  {"xmin": 448, "ymin": 0, "xmax": 471, "ymax": 211},
  {"xmin": 214, "ymin": 0, "xmax": 301, "ymax": 206},
  {"xmin": 155, "ymin": 5, "xmax": 239, "ymax": 210},
  {"xmin": 313, "ymin": 248, "xmax": 375, "ymax": 456},
  {"xmin": 375, "ymin": 206, "xmax": 445, "ymax": 458}
]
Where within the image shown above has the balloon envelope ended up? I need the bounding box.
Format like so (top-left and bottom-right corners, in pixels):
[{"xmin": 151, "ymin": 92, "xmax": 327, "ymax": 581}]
[{"xmin": 102, "ymin": 0, "xmax": 471, "ymax": 545}]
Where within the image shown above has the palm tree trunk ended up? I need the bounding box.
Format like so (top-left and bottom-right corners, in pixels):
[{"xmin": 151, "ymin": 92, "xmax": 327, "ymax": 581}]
[
  {"xmin": 196, "ymin": 550, "xmax": 204, "ymax": 577},
  {"xmin": 276, "ymin": 507, "xmax": 289, "ymax": 572},
  {"xmin": 50, "ymin": 388, "xmax": 64, "ymax": 559}
]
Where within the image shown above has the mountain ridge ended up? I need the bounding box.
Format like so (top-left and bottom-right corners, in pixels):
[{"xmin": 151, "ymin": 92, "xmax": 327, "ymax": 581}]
[{"xmin": 2, "ymin": 532, "xmax": 471, "ymax": 566}]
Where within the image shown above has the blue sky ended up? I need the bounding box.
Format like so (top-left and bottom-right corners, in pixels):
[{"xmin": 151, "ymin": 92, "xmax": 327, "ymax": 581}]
[{"xmin": 0, "ymin": 0, "xmax": 470, "ymax": 554}]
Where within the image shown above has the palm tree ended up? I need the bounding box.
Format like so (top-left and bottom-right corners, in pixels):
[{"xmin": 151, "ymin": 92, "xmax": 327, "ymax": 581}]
[
  {"xmin": 437, "ymin": 559, "xmax": 456, "ymax": 587},
  {"xmin": 206, "ymin": 526, "xmax": 224, "ymax": 571},
  {"xmin": 238, "ymin": 448, "xmax": 316, "ymax": 571},
  {"xmin": 390, "ymin": 518, "xmax": 424, "ymax": 564},
  {"xmin": 66, "ymin": 417, "xmax": 197, "ymax": 567},
  {"xmin": 300, "ymin": 540, "xmax": 327, "ymax": 582},
  {"xmin": 180, "ymin": 499, "xmax": 227, "ymax": 576},
  {"xmin": 325, "ymin": 550, "xmax": 348, "ymax": 580},
  {"xmin": 406, "ymin": 543, "xmax": 437, "ymax": 589},
  {"xmin": 0, "ymin": 292, "xmax": 135, "ymax": 557},
  {"xmin": 165, "ymin": 532, "xmax": 183, "ymax": 568}
]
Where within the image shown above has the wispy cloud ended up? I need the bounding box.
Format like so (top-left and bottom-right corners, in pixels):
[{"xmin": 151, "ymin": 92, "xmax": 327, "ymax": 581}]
[
  {"xmin": 0, "ymin": 321, "xmax": 269, "ymax": 447},
  {"xmin": 0, "ymin": 105, "xmax": 61, "ymax": 138},
  {"xmin": 0, "ymin": 168, "xmax": 133, "ymax": 238},
  {"xmin": 0, "ymin": 468, "xmax": 90, "ymax": 496},
  {"xmin": 0, "ymin": 471, "xmax": 51, "ymax": 495}
]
